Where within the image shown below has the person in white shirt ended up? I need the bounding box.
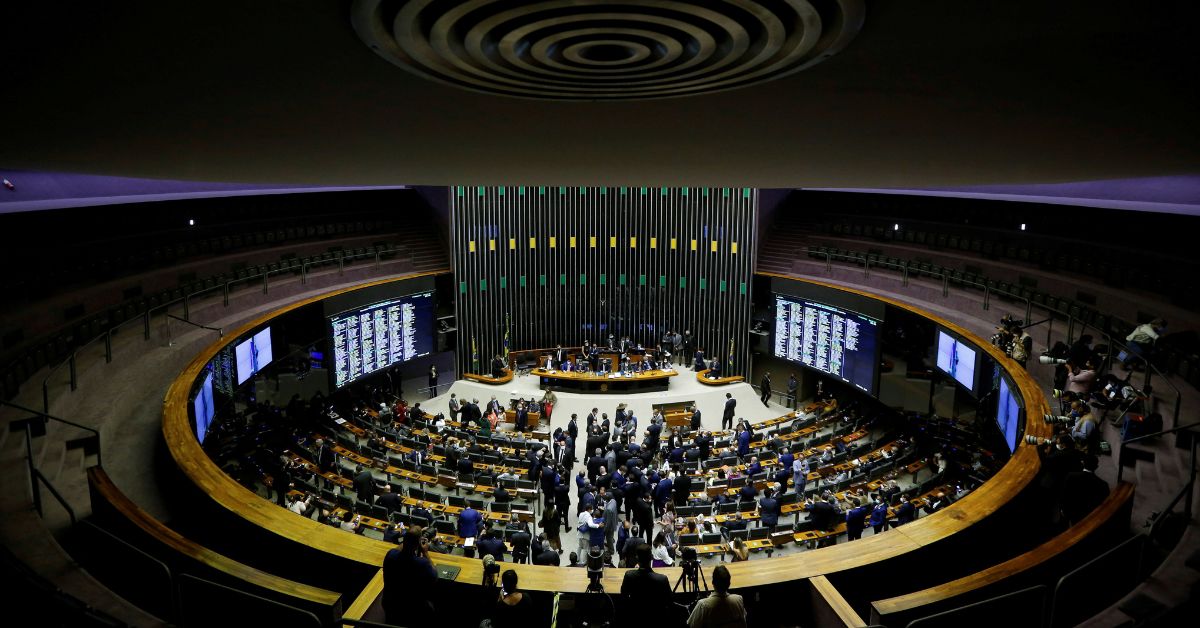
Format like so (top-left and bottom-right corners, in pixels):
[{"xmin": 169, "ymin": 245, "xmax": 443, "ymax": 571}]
[
  {"xmin": 650, "ymin": 531, "xmax": 674, "ymax": 567},
  {"xmin": 288, "ymin": 493, "xmax": 312, "ymax": 516},
  {"xmin": 1122, "ymin": 319, "xmax": 1166, "ymax": 370}
]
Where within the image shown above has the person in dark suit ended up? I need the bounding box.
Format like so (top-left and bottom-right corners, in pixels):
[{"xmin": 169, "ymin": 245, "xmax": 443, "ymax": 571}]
[
  {"xmin": 313, "ymin": 438, "xmax": 335, "ymax": 473},
  {"xmin": 760, "ymin": 372, "xmax": 773, "ymax": 406},
  {"xmin": 491, "ymin": 354, "xmax": 507, "ymax": 378},
  {"xmin": 377, "ymin": 484, "xmax": 403, "ymax": 514},
  {"xmin": 736, "ymin": 426, "xmax": 751, "ymax": 459},
  {"xmin": 1060, "ymin": 455, "xmax": 1110, "ymax": 525},
  {"xmin": 722, "ymin": 393, "xmax": 736, "ymax": 430},
  {"xmin": 567, "ymin": 414, "xmax": 579, "ymax": 442},
  {"xmin": 673, "ymin": 470, "xmax": 693, "ymax": 507},
  {"xmin": 477, "ymin": 528, "xmax": 506, "ymax": 562},
  {"xmin": 845, "ymin": 498, "xmax": 870, "ymax": 540},
  {"xmin": 893, "ymin": 496, "xmax": 915, "ymax": 526},
  {"xmin": 554, "ymin": 344, "xmax": 567, "ymax": 365},
  {"xmin": 759, "ymin": 488, "xmax": 780, "ymax": 528},
  {"xmin": 353, "ymin": 466, "xmax": 376, "ymax": 504},
  {"xmin": 383, "ymin": 531, "xmax": 437, "ymax": 626},
  {"xmin": 515, "ymin": 402, "xmax": 529, "ymax": 432},
  {"xmin": 619, "ymin": 542, "xmax": 673, "ymax": 623},
  {"xmin": 808, "ymin": 496, "xmax": 839, "ymax": 531},
  {"xmin": 693, "ymin": 347, "xmax": 707, "ymax": 371},
  {"xmin": 690, "ymin": 405, "xmax": 702, "ymax": 432}
]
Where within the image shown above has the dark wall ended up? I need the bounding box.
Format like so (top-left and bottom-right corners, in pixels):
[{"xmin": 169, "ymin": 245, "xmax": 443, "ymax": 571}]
[{"xmin": 451, "ymin": 186, "xmax": 757, "ymax": 374}]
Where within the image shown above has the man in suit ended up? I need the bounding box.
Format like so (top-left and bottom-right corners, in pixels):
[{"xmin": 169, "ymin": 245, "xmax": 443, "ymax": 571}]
[
  {"xmin": 620, "ymin": 542, "xmax": 673, "ymax": 623},
  {"xmin": 693, "ymin": 347, "xmax": 706, "ymax": 371},
  {"xmin": 448, "ymin": 393, "xmax": 462, "ymax": 421},
  {"xmin": 690, "ymin": 405, "xmax": 703, "ymax": 432},
  {"xmin": 463, "ymin": 399, "xmax": 482, "ymax": 424},
  {"xmin": 808, "ymin": 495, "xmax": 839, "ymax": 532},
  {"xmin": 786, "ymin": 373, "xmax": 799, "ymax": 410},
  {"xmin": 736, "ymin": 426, "xmax": 751, "ymax": 459},
  {"xmin": 603, "ymin": 492, "xmax": 621, "ymax": 554},
  {"xmin": 313, "ymin": 438, "xmax": 335, "ymax": 473},
  {"xmin": 760, "ymin": 372, "xmax": 773, "ymax": 406},
  {"xmin": 845, "ymin": 498, "xmax": 871, "ymax": 541},
  {"xmin": 722, "ymin": 393, "xmax": 737, "ymax": 430},
  {"xmin": 759, "ymin": 488, "xmax": 780, "ymax": 529},
  {"xmin": 554, "ymin": 344, "xmax": 567, "ymax": 365},
  {"xmin": 1060, "ymin": 455, "xmax": 1110, "ymax": 525},
  {"xmin": 353, "ymin": 465, "xmax": 376, "ymax": 504},
  {"xmin": 458, "ymin": 505, "xmax": 484, "ymax": 541},
  {"xmin": 696, "ymin": 432, "xmax": 710, "ymax": 461},
  {"xmin": 567, "ymin": 413, "xmax": 579, "ymax": 442},
  {"xmin": 491, "ymin": 354, "xmax": 507, "ymax": 378},
  {"xmin": 515, "ymin": 401, "xmax": 529, "ymax": 432},
  {"xmin": 486, "ymin": 396, "xmax": 504, "ymax": 418},
  {"xmin": 893, "ymin": 496, "xmax": 916, "ymax": 526},
  {"xmin": 377, "ymin": 484, "xmax": 403, "ymax": 514},
  {"xmin": 673, "ymin": 469, "xmax": 693, "ymax": 507}
]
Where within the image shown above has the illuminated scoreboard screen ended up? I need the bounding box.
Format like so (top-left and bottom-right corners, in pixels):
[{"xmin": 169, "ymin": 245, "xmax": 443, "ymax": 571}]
[
  {"xmin": 772, "ymin": 294, "xmax": 880, "ymax": 394},
  {"xmin": 329, "ymin": 291, "xmax": 435, "ymax": 389}
]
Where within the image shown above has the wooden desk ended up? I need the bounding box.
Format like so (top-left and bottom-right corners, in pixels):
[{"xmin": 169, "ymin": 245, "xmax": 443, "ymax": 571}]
[
  {"xmin": 463, "ymin": 369, "xmax": 514, "ymax": 385},
  {"xmin": 696, "ymin": 369, "xmax": 746, "ymax": 385},
  {"xmin": 532, "ymin": 367, "xmax": 677, "ymax": 393}
]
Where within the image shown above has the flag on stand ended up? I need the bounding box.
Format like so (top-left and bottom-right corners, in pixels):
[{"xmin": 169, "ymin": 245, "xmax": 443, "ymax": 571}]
[
  {"xmin": 471, "ymin": 336, "xmax": 480, "ymax": 373},
  {"xmin": 728, "ymin": 337, "xmax": 735, "ymax": 372},
  {"xmin": 503, "ymin": 313, "xmax": 511, "ymax": 359}
]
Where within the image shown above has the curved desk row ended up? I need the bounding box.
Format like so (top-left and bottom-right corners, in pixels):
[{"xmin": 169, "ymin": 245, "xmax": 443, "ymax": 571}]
[{"xmin": 163, "ymin": 273, "xmax": 1058, "ymax": 601}]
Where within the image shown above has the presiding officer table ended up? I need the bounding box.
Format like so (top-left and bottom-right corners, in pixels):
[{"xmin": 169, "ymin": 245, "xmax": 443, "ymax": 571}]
[{"xmin": 532, "ymin": 366, "xmax": 678, "ymax": 393}]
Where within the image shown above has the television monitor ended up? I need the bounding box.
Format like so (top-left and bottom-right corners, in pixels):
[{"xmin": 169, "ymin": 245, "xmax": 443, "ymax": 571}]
[
  {"xmin": 936, "ymin": 329, "xmax": 978, "ymax": 393},
  {"xmin": 329, "ymin": 291, "xmax": 436, "ymax": 389},
  {"xmin": 235, "ymin": 326, "xmax": 274, "ymax": 385},
  {"xmin": 193, "ymin": 369, "xmax": 215, "ymax": 444},
  {"xmin": 771, "ymin": 294, "xmax": 880, "ymax": 394},
  {"xmin": 996, "ymin": 375, "xmax": 1022, "ymax": 453}
]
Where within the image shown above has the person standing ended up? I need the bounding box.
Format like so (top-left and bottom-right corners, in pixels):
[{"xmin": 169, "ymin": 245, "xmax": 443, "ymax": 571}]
[
  {"xmin": 448, "ymin": 393, "xmax": 462, "ymax": 422},
  {"xmin": 382, "ymin": 531, "xmax": 437, "ymax": 626},
  {"xmin": 428, "ymin": 365, "xmax": 438, "ymax": 396},
  {"xmin": 671, "ymin": 330, "xmax": 685, "ymax": 366},
  {"xmin": 786, "ymin": 373, "xmax": 798, "ymax": 410},
  {"xmin": 682, "ymin": 330, "xmax": 694, "ymax": 365},
  {"xmin": 759, "ymin": 372, "xmax": 772, "ymax": 406},
  {"xmin": 722, "ymin": 393, "xmax": 736, "ymax": 430},
  {"xmin": 620, "ymin": 542, "xmax": 673, "ymax": 624}
]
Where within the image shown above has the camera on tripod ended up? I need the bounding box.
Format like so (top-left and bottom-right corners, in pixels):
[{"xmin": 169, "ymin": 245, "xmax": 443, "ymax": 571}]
[
  {"xmin": 585, "ymin": 547, "xmax": 606, "ymax": 593},
  {"xmin": 673, "ymin": 546, "xmax": 708, "ymax": 595}
]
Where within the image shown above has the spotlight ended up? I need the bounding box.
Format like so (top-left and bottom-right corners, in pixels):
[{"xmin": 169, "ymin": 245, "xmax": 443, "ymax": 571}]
[
  {"xmin": 1020, "ymin": 223, "xmax": 1027, "ymax": 231},
  {"xmin": 188, "ymin": 219, "xmax": 195, "ymax": 226},
  {"xmin": 893, "ymin": 223, "xmax": 899, "ymax": 231}
]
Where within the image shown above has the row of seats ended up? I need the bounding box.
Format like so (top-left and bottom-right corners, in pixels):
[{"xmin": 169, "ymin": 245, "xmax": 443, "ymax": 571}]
[
  {"xmin": 819, "ymin": 218, "xmax": 1196, "ymax": 301},
  {"xmin": 0, "ymin": 241, "xmax": 406, "ymax": 400}
]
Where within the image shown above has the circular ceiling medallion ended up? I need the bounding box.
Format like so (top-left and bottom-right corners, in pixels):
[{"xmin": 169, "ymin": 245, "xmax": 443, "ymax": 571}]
[{"xmin": 351, "ymin": 0, "xmax": 866, "ymax": 101}]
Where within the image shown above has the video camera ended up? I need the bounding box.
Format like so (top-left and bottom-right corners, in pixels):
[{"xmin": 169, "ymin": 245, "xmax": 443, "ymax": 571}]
[{"xmin": 1039, "ymin": 355, "xmax": 1068, "ymax": 366}]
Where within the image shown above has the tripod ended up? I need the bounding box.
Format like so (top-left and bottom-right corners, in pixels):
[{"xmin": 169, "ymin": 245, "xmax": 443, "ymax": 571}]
[{"xmin": 673, "ymin": 560, "xmax": 708, "ymax": 596}]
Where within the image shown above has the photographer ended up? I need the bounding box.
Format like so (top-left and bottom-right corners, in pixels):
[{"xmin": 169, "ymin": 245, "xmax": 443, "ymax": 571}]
[
  {"xmin": 382, "ymin": 531, "xmax": 437, "ymax": 627},
  {"xmin": 1065, "ymin": 360, "xmax": 1097, "ymax": 396},
  {"xmin": 1121, "ymin": 318, "xmax": 1167, "ymax": 371}
]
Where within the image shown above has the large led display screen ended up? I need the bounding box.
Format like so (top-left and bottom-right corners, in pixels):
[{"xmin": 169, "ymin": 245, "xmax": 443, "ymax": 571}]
[
  {"xmin": 996, "ymin": 375, "xmax": 1022, "ymax": 453},
  {"xmin": 330, "ymin": 291, "xmax": 435, "ymax": 389},
  {"xmin": 772, "ymin": 295, "xmax": 880, "ymax": 394},
  {"xmin": 235, "ymin": 327, "xmax": 274, "ymax": 385},
  {"xmin": 936, "ymin": 329, "xmax": 977, "ymax": 393},
  {"xmin": 194, "ymin": 370, "xmax": 215, "ymax": 444}
]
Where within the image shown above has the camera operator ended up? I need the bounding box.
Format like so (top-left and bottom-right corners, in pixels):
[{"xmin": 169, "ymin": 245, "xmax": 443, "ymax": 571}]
[
  {"xmin": 620, "ymin": 542, "xmax": 672, "ymax": 623},
  {"xmin": 1033, "ymin": 434, "xmax": 1084, "ymax": 523},
  {"xmin": 1064, "ymin": 360, "xmax": 1097, "ymax": 397},
  {"xmin": 687, "ymin": 565, "xmax": 748, "ymax": 628}
]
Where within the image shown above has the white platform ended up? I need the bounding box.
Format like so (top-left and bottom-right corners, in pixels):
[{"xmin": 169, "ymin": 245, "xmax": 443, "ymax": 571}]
[{"xmin": 429, "ymin": 369, "xmax": 791, "ymax": 436}]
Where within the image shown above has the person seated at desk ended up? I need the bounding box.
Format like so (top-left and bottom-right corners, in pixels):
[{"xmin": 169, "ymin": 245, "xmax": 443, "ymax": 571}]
[
  {"xmin": 706, "ymin": 360, "xmax": 722, "ymax": 378},
  {"xmin": 643, "ymin": 354, "xmax": 658, "ymax": 370},
  {"xmin": 726, "ymin": 537, "xmax": 749, "ymax": 562},
  {"xmin": 693, "ymin": 348, "xmax": 707, "ymax": 371},
  {"xmin": 618, "ymin": 353, "xmax": 632, "ymax": 373},
  {"xmin": 491, "ymin": 354, "xmax": 507, "ymax": 378}
]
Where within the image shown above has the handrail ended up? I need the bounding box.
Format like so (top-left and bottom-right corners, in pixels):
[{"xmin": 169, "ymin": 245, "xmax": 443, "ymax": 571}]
[
  {"xmin": 1121, "ymin": 419, "xmax": 1200, "ymax": 446},
  {"xmin": 3, "ymin": 399, "xmax": 103, "ymax": 467},
  {"xmin": 31, "ymin": 247, "xmax": 408, "ymax": 417},
  {"xmin": 22, "ymin": 417, "xmax": 78, "ymax": 525}
]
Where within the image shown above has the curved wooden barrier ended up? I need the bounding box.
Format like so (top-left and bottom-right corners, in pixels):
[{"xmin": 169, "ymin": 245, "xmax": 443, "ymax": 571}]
[
  {"xmin": 86, "ymin": 466, "xmax": 343, "ymax": 623},
  {"xmin": 163, "ymin": 273, "xmax": 1053, "ymax": 593},
  {"xmin": 869, "ymin": 482, "xmax": 1135, "ymax": 625},
  {"xmin": 696, "ymin": 368, "xmax": 745, "ymax": 385},
  {"xmin": 462, "ymin": 368, "xmax": 514, "ymax": 385}
]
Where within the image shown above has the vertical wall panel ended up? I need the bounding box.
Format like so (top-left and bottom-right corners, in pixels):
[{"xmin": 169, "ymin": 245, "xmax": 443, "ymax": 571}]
[{"xmin": 452, "ymin": 186, "xmax": 756, "ymax": 375}]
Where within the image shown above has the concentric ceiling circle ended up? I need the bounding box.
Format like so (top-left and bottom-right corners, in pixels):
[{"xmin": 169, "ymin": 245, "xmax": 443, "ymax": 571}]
[{"xmin": 351, "ymin": 0, "xmax": 866, "ymax": 100}]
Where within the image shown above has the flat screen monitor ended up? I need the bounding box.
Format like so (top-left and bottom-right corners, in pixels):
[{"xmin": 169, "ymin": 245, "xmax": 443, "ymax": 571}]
[
  {"xmin": 771, "ymin": 294, "xmax": 880, "ymax": 394},
  {"xmin": 194, "ymin": 370, "xmax": 215, "ymax": 444},
  {"xmin": 235, "ymin": 327, "xmax": 274, "ymax": 385},
  {"xmin": 329, "ymin": 291, "xmax": 435, "ymax": 389},
  {"xmin": 936, "ymin": 329, "xmax": 977, "ymax": 393},
  {"xmin": 996, "ymin": 375, "xmax": 1022, "ymax": 453}
]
